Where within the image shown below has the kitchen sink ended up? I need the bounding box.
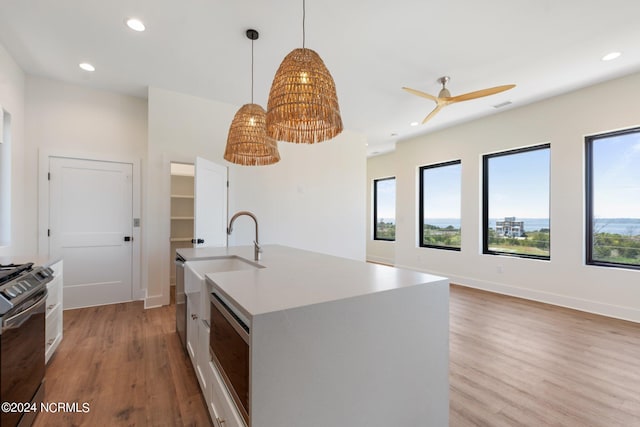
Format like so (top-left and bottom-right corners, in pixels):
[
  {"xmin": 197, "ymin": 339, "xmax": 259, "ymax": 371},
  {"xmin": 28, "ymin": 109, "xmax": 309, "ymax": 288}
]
[
  {"xmin": 184, "ymin": 256, "xmax": 263, "ymax": 294},
  {"xmin": 188, "ymin": 256, "xmax": 263, "ymax": 277}
]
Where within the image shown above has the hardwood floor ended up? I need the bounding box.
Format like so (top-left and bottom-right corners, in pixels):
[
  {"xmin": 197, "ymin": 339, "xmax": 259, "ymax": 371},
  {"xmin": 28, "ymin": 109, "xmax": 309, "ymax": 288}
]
[
  {"xmin": 34, "ymin": 301, "xmax": 212, "ymax": 427},
  {"xmin": 34, "ymin": 285, "xmax": 639, "ymax": 426},
  {"xmin": 450, "ymin": 285, "xmax": 640, "ymax": 426}
]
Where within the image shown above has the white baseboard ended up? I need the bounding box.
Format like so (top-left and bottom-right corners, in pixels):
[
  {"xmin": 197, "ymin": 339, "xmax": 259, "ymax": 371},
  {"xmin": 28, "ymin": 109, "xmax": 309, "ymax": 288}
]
[
  {"xmin": 144, "ymin": 293, "xmax": 167, "ymax": 309},
  {"xmin": 395, "ymin": 263, "xmax": 640, "ymax": 324}
]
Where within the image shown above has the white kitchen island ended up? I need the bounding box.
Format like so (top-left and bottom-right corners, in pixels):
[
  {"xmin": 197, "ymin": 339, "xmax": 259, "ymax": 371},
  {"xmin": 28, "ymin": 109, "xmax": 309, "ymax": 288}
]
[{"xmin": 177, "ymin": 245, "xmax": 449, "ymax": 427}]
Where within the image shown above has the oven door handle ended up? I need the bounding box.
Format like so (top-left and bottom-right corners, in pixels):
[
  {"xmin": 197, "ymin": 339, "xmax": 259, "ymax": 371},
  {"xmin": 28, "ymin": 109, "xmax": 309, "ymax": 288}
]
[{"xmin": 2, "ymin": 292, "xmax": 47, "ymax": 331}]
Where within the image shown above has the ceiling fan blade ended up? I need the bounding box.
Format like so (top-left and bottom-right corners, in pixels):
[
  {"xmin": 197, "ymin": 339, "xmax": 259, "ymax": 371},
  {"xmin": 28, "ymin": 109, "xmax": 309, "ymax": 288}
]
[
  {"xmin": 450, "ymin": 84, "xmax": 516, "ymax": 103},
  {"xmin": 402, "ymin": 87, "xmax": 438, "ymax": 102},
  {"xmin": 422, "ymin": 105, "xmax": 444, "ymax": 124}
]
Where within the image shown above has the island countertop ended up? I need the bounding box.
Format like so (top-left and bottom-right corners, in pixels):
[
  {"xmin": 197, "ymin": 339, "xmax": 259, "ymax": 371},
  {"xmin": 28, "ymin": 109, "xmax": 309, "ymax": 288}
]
[{"xmin": 177, "ymin": 244, "xmax": 448, "ymax": 318}]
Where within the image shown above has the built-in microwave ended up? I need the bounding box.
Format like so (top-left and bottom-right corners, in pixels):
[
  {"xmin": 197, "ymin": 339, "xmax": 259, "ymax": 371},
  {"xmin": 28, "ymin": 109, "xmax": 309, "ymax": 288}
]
[{"xmin": 209, "ymin": 292, "xmax": 250, "ymax": 425}]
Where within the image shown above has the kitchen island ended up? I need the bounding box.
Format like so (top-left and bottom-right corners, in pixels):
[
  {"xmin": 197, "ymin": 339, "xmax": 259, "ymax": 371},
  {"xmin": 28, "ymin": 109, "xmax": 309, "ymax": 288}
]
[{"xmin": 177, "ymin": 245, "xmax": 449, "ymax": 427}]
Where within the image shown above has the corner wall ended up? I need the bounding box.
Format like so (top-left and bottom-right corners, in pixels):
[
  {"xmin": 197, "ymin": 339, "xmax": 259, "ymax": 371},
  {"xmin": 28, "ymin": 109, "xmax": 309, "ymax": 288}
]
[
  {"xmin": 0, "ymin": 42, "xmax": 26, "ymax": 257},
  {"xmin": 368, "ymin": 71, "xmax": 640, "ymax": 322},
  {"xmin": 229, "ymin": 130, "xmax": 367, "ymax": 261},
  {"xmin": 147, "ymin": 87, "xmax": 367, "ymax": 307},
  {"xmin": 146, "ymin": 87, "xmax": 237, "ymax": 307}
]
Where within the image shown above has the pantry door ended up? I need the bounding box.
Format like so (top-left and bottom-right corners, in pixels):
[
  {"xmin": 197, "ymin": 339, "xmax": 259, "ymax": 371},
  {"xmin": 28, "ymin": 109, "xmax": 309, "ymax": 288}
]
[
  {"xmin": 194, "ymin": 156, "xmax": 228, "ymax": 248},
  {"xmin": 49, "ymin": 157, "xmax": 133, "ymax": 309}
]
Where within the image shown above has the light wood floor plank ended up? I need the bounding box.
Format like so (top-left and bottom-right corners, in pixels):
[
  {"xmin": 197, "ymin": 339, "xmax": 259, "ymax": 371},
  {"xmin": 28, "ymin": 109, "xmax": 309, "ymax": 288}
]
[
  {"xmin": 450, "ymin": 284, "xmax": 640, "ymax": 426},
  {"xmin": 34, "ymin": 301, "xmax": 212, "ymax": 427}
]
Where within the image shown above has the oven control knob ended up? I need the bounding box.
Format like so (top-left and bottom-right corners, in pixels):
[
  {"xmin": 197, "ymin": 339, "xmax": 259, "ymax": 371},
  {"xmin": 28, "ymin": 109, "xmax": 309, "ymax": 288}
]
[
  {"xmin": 6, "ymin": 288, "xmax": 17, "ymax": 298},
  {"xmin": 12, "ymin": 286, "xmax": 23, "ymax": 296}
]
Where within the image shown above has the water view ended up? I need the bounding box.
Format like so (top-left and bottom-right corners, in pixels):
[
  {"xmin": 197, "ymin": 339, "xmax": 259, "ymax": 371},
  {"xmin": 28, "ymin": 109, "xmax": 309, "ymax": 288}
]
[{"xmin": 386, "ymin": 217, "xmax": 640, "ymax": 263}]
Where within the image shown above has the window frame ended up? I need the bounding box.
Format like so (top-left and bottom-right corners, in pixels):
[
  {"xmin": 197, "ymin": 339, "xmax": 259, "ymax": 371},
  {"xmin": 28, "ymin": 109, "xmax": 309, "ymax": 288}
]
[
  {"xmin": 482, "ymin": 143, "xmax": 551, "ymax": 260},
  {"xmin": 585, "ymin": 127, "xmax": 640, "ymax": 270},
  {"xmin": 373, "ymin": 176, "xmax": 396, "ymax": 241},
  {"xmin": 418, "ymin": 160, "xmax": 462, "ymax": 251}
]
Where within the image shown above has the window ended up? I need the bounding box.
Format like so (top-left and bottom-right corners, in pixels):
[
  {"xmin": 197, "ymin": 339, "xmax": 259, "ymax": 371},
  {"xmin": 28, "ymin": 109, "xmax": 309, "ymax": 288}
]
[
  {"xmin": 373, "ymin": 177, "xmax": 396, "ymax": 241},
  {"xmin": 586, "ymin": 128, "xmax": 640, "ymax": 269},
  {"xmin": 483, "ymin": 144, "xmax": 550, "ymax": 259},
  {"xmin": 419, "ymin": 160, "xmax": 461, "ymax": 250}
]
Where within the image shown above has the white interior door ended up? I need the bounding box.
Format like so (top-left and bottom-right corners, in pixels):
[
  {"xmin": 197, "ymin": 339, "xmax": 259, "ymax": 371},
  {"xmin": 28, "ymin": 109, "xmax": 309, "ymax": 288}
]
[
  {"xmin": 49, "ymin": 157, "xmax": 133, "ymax": 309},
  {"xmin": 194, "ymin": 157, "xmax": 228, "ymax": 248}
]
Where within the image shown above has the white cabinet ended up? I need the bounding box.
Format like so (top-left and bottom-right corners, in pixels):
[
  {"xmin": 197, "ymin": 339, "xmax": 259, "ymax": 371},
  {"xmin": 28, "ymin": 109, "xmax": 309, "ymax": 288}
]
[
  {"xmin": 197, "ymin": 320, "xmax": 211, "ymax": 390},
  {"xmin": 45, "ymin": 260, "xmax": 63, "ymax": 363},
  {"xmin": 185, "ymin": 292, "xmax": 200, "ymax": 368},
  {"xmin": 207, "ymin": 359, "xmax": 245, "ymax": 427},
  {"xmin": 184, "ymin": 278, "xmax": 246, "ymax": 427}
]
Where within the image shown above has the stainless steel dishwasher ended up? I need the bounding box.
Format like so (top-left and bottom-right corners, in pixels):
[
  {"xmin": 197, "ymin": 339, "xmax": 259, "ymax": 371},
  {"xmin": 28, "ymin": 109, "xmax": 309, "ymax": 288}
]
[{"xmin": 175, "ymin": 254, "xmax": 187, "ymax": 351}]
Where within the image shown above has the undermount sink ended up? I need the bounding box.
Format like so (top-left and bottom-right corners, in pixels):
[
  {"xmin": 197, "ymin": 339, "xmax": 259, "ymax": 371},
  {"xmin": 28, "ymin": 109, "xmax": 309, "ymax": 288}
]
[
  {"xmin": 188, "ymin": 256, "xmax": 263, "ymax": 277},
  {"xmin": 184, "ymin": 256, "xmax": 263, "ymax": 294}
]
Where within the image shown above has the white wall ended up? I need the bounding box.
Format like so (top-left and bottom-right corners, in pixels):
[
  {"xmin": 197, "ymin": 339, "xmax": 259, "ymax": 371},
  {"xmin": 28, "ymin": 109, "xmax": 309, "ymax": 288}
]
[
  {"xmin": 0, "ymin": 42, "xmax": 26, "ymax": 257},
  {"xmin": 368, "ymin": 71, "xmax": 640, "ymax": 322},
  {"xmin": 146, "ymin": 87, "xmax": 237, "ymax": 307},
  {"xmin": 147, "ymin": 87, "xmax": 367, "ymax": 307},
  {"xmin": 25, "ymin": 77, "xmax": 147, "ymax": 159},
  {"xmin": 25, "ymin": 76, "xmax": 147, "ymax": 296},
  {"xmin": 229, "ymin": 130, "xmax": 367, "ymax": 261}
]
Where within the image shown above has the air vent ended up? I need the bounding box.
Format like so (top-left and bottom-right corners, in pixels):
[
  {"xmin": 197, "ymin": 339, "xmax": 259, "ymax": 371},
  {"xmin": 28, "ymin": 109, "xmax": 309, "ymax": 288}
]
[{"xmin": 493, "ymin": 101, "xmax": 512, "ymax": 109}]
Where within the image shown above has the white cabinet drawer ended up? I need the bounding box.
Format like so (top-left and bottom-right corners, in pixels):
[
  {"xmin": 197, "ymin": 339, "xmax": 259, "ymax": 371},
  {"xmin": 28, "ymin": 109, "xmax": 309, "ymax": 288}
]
[
  {"xmin": 46, "ymin": 279, "xmax": 62, "ymax": 315},
  {"xmin": 45, "ymin": 260, "xmax": 63, "ymax": 364},
  {"xmin": 45, "ymin": 306, "xmax": 62, "ymax": 363},
  {"xmin": 208, "ymin": 360, "xmax": 246, "ymax": 427},
  {"xmin": 197, "ymin": 320, "xmax": 212, "ymax": 394}
]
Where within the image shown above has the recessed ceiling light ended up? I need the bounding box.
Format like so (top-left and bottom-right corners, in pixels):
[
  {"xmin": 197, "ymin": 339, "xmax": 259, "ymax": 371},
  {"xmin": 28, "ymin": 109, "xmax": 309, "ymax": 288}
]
[
  {"xmin": 125, "ymin": 18, "xmax": 146, "ymax": 32},
  {"xmin": 410, "ymin": 122, "xmax": 419, "ymax": 127},
  {"xmin": 601, "ymin": 51, "xmax": 621, "ymax": 61},
  {"xmin": 79, "ymin": 62, "xmax": 95, "ymax": 72}
]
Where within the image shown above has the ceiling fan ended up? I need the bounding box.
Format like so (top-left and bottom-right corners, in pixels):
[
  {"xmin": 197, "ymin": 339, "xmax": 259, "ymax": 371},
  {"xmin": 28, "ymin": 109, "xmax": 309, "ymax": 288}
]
[{"xmin": 402, "ymin": 76, "xmax": 516, "ymax": 124}]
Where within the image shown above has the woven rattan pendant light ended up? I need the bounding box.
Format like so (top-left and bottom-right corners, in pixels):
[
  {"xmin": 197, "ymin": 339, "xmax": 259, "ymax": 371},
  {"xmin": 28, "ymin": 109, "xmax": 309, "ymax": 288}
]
[
  {"xmin": 266, "ymin": 0, "xmax": 343, "ymax": 144},
  {"xmin": 224, "ymin": 29, "xmax": 280, "ymax": 166}
]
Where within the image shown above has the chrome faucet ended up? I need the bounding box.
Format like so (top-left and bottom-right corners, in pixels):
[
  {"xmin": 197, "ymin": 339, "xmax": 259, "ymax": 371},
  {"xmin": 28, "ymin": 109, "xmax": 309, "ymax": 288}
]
[{"xmin": 227, "ymin": 211, "xmax": 261, "ymax": 261}]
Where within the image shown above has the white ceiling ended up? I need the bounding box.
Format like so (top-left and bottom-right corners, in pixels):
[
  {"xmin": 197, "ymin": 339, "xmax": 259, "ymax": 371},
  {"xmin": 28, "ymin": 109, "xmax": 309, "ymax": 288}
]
[{"xmin": 1, "ymin": 0, "xmax": 639, "ymax": 156}]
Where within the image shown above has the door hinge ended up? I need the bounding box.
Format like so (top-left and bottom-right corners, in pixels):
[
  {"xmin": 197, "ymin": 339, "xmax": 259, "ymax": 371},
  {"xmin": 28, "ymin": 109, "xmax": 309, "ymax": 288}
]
[
  {"xmin": 48, "ymin": 172, "xmax": 51, "ymax": 181},
  {"xmin": 47, "ymin": 229, "xmax": 50, "ymax": 237},
  {"xmin": 226, "ymin": 180, "xmax": 229, "ymax": 188}
]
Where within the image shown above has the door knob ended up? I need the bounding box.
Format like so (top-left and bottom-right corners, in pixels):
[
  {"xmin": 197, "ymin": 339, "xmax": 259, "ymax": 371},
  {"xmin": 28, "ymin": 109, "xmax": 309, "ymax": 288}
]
[
  {"xmin": 124, "ymin": 236, "xmax": 132, "ymax": 242},
  {"xmin": 191, "ymin": 238, "xmax": 205, "ymax": 244}
]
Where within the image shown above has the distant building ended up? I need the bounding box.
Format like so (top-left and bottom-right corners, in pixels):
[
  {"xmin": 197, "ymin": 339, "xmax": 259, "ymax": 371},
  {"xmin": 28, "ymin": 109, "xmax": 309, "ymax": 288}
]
[{"xmin": 496, "ymin": 217, "xmax": 524, "ymax": 237}]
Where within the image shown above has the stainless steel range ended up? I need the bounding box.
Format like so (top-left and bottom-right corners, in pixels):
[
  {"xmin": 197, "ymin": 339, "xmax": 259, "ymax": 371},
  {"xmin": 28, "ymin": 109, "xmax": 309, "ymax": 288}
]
[{"xmin": 0, "ymin": 262, "xmax": 53, "ymax": 427}]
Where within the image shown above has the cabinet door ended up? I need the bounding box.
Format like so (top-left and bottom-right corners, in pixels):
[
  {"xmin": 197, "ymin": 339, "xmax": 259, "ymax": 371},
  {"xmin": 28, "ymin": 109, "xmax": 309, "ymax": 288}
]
[
  {"xmin": 195, "ymin": 319, "xmax": 211, "ymax": 394},
  {"xmin": 45, "ymin": 260, "xmax": 64, "ymax": 363},
  {"xmin": 186, "ymin": 293, "xmax": 200, "ymax": 367},
  {"xmin": 208, "ymin": 360, "xmax": 247, "ymax": 427}
]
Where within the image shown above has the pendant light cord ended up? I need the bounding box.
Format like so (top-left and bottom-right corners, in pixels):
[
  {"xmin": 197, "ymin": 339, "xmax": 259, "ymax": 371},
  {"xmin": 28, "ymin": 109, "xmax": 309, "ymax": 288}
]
[
  {"xmin": 302, "ymin": 0, "xmax": 306, "ymax": 48},
  {"xmin": 251, "ymin": 37, "xmax": 254, "ymax": 103}
]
